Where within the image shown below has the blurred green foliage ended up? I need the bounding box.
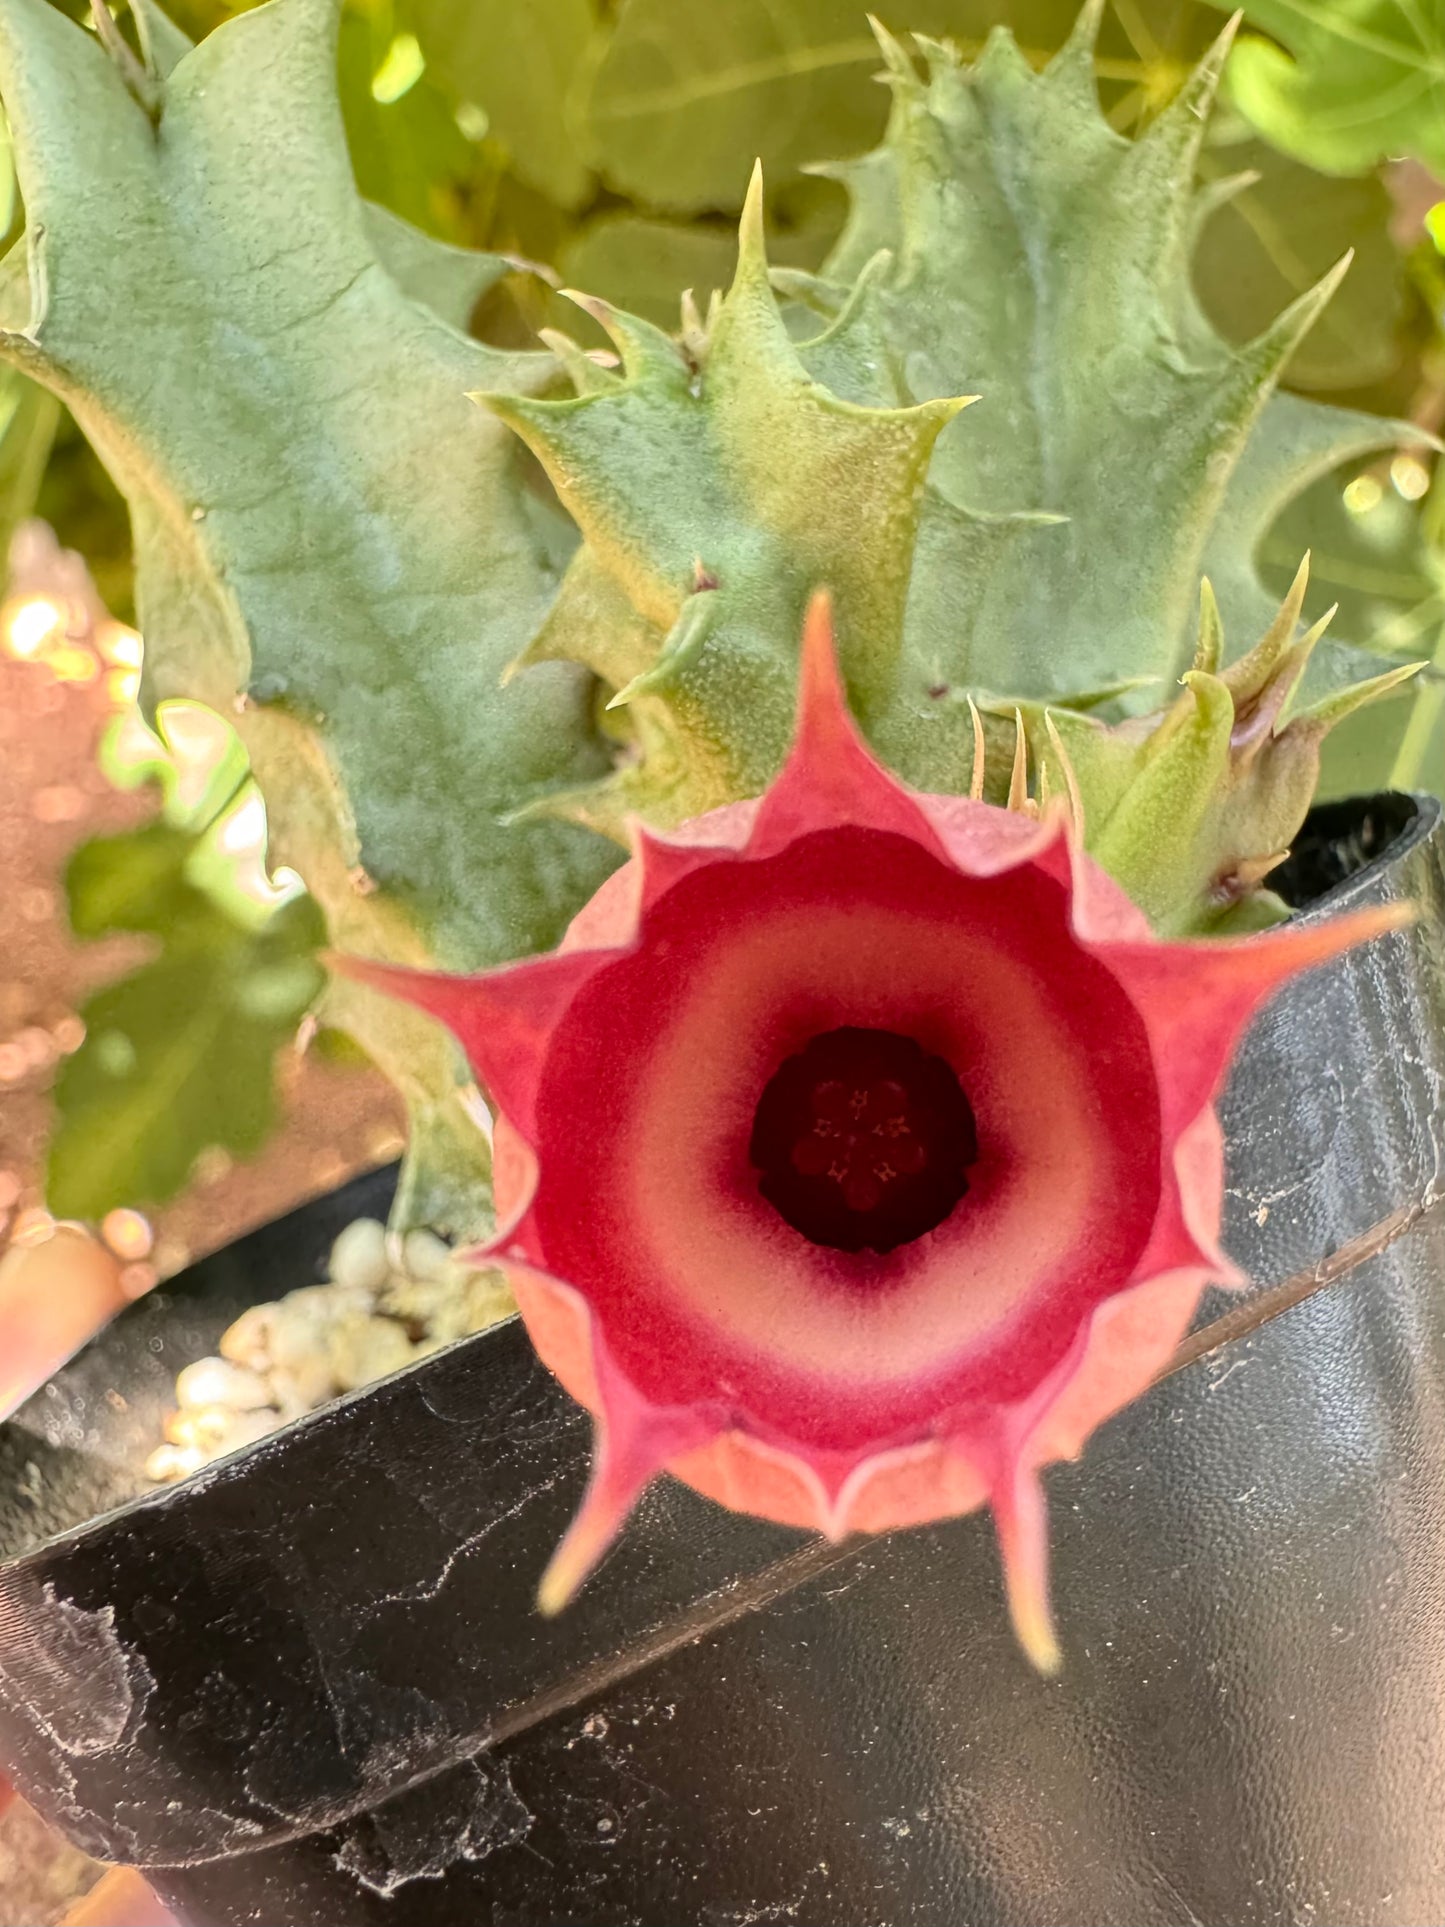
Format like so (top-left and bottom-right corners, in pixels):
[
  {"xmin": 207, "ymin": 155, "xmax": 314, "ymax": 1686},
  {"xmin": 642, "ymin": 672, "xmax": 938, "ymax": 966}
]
[
  {"xmin": 47, "ymin": 709, "xmax": 325, "ymax": 1218},
  {"xmin": 1225, "ymin": 0, "xmax": 1445, "ymax": 180}
]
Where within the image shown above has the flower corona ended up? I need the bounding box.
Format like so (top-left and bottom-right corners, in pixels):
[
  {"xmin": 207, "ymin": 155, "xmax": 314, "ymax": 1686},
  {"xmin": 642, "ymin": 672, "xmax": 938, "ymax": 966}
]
[{"xmin": 337, "ymin": 593, "xmax": 1405, "ymax": 1668}]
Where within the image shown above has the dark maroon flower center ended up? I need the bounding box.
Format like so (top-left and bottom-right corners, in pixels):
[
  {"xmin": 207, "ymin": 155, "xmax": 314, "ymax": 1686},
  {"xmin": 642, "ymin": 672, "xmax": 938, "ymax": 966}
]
[{"xmin": 749, "ymin": 1027, "xmax": 978, "ymax": 1254}]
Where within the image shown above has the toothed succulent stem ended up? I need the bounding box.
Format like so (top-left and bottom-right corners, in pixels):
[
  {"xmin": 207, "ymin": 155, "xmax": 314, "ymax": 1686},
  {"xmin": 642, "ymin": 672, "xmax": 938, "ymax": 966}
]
[
  {"xmin": 486, "ymin": 17, "xmax": 1423, "ymax": 898},
  {"xmin": 1028, "ymin": 559, "xmax": 1422, "ymax": 934}
]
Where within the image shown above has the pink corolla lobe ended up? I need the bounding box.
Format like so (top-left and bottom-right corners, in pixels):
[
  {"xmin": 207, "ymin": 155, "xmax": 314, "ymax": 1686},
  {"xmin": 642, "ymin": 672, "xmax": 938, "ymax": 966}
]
[{"xmin": 336, "ymin": 593, "xmax": 1406, "ymax": 1669}]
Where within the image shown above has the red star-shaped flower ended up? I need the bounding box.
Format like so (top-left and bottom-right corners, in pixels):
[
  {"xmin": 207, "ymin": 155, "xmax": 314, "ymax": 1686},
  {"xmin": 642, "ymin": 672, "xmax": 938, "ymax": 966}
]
[{"xmin": 337, "ymin": 594, "xmax": 1403, "ymax": 1667}]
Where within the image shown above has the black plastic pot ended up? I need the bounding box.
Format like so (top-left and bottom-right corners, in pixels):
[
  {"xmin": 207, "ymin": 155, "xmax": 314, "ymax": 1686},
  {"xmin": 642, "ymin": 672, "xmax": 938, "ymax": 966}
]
[{"xmin": 1, "ymin": 792, "xmax": 1442, "ymax": 1927}]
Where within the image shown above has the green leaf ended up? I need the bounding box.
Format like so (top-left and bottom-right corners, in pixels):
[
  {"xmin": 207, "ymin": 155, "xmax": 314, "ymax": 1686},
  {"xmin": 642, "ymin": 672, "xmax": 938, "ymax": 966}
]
[
  {"xmin": 580, "ymin": 0, "xmax": 887, "ymax": 214},
  {"xmin": 47, "ymin": 825, "xmax": 325, "ymax": 1219},
  {"xmin": 1221, "ymin": 0, "xmax": 1445, "ymax": 178},
  {"xmin": 576, "ymin": 0, "xmax": 1231, "ymax": 218},
  {"xmin": 1194, "ymin": 126, "xmax": 1406, "ymax": 392},
  {"xmin": 0, "ymin": 365, "xmax": 61, "ymax": 552},
  {"xmin": 66, "ymin": 820, "xmax": 205, "ymax": 938},
  {"xmin": 403, "ymin": 0, "xmax": 598, "ymax": 210},
  {"xmin": 336, "ymin": 3, "xmax": 491, "ymax": 240}
]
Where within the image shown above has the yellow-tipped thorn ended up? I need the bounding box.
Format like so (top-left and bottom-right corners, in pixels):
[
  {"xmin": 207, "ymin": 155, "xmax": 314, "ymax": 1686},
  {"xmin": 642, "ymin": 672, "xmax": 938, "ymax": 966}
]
[
  {"xmin": 967, "ymin": 696, "xmax": 986, "ymax": 802},
  {"xmin": 1043, "ymin": 712, "xmax": 1086, "ymax": 841},
  {"xmin": 1195, "ymin": 577, "xmax": 1224, "ymax": 676},
  {"xmin": 734, "ymin": 159, "xmax": 769, "ymax": 288},
  {"xmin": 1008, "ymin": 708, "xmax": 1029, "ymax": 814}
]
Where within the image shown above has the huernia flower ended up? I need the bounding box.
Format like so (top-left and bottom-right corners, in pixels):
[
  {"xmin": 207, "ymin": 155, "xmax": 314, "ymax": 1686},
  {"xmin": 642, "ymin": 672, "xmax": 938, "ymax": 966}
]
[{"xmin": 337, "ymin": 593, "xmax": 1403, "ymax": 1668}]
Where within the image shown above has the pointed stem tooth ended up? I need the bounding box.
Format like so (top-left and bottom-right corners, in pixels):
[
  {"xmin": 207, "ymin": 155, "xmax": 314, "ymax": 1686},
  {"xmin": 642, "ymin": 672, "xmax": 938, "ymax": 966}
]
[
  {"xmin": 1070, "ymin": 0, "xmax": 1106, "ymax": 53},
  {"xmin": 1282, "ymin": 551, "xmax": 1311, "ymax": 626},
  {"xmin": 537, "ymin": 328, "xmax": 618, "ymax": 398},
  {"xmin": 1276, "ymin": 604, "xmax": 1339, "ymax": 716},
  {"xmin": 867, "ymin": 12, "xmax": 918, "ymax": 85},
  {"xmin": 499, "ymin": 250, "xmax": 562, "ymax": 290},
  {"xmin": 1174, "ymin": 10, "xmax": 1238, "ymax": 114},
  {"xmin": 1293, "ymin": 658, "xmax": 1425, "ymax": 733},
  {"xmin": 559, "ymin": 290, "xmax": 685, "ymax": 384},
  {"xmin": 733, "ymin": 159, "xmax": 770, "ymax": 293},
  {"xmin": 679, "ymin": 287, "xmax": 707, "ymax": 365},
  {"xmin": 1048, "ymin": 0, "xmax": 1105, "ymax": 90},
  {"xmin": 967, "ymin": 696, "xmax": 987, "ymax": 801},
  {"xmin": 798, "ymin": 246, "xmax": 894, "ymax": 358},
  {"xmin": 1259, "ymin": 553, "xmax": 1311, "ymax": 665},
  {"xmin": 1191, "ymin": 168, "xmax": 1262, "ymax": 233},
  {"xmin": 1043, "ymin": 712, "xmax": 1086, "ymax": 841},
  {"xmin": 1007, "ymin": 708, "xmax": 1029, "ymax": 814},
  {"xmin": 1243, "ymin": 257, "xmax": 1353, "ymax": 387},
  {"xmin": 1194, "ymin": 578, "xmax": 1223, "ymax": 676},
  {"xmin": 1225, "ymin": 552, "xmax": 1312, "ymax": 699},
  {"xmin": 910, "ymin": 33, "xmax": 958, "ymax": 82}
]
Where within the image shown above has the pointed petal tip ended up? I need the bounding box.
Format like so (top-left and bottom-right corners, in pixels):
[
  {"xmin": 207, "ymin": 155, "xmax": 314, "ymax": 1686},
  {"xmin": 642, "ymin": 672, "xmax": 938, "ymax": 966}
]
[
  {"xmin": 322, "ymin": 948, "xmax": 471, "ymax": 1033},
  {"xmin": 1215, "ymin": 1252, "xmax": 1251, "ymax": 1294},
  {"xmin": 1013, "ymin": 1596, "xmax": 1064, "ymax": 1677},
  {"xmin": 323, "ymin": 946, "xmax": 384, "ymax": 988},
  {"xmin": 536, "ymin": 1423, "xmax": 667, "ymax": 1615},
  {"xmin": 792, "ymin": 587, "xmax": 874, "ymax": 762},
  {"xmin": 535, "ymin": 1542, "xmax": 588, "ymax": 1618},
  {"xmin": 992, "ymin": 1461, "xmax": 1062, "ymax": 1675},
  {"xmin": 797, "ymin": 585, "xmax": 843, "ymax": 712},
  {"xmin": 1242, "ymin": 896, "xmax": 1415, "ymax": 996},
  {"xmin": 1309, "ymin": 896, "xmax": 1415, "ymax": 948}
]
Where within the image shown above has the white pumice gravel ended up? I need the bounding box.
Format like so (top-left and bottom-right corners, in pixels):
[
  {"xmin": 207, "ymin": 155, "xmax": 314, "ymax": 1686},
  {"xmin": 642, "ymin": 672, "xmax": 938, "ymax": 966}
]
[
  {"xmin": 173, "ymin": 1357, "xmax": 274, "ymax": 1413},
  {"xmin": 328, "ymin": 1215, "xmax": 392, "ymax": 1293},
  {"xmin": 143, "ymin": 1218, "xmax": 513, "ymax": 1484}
]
